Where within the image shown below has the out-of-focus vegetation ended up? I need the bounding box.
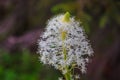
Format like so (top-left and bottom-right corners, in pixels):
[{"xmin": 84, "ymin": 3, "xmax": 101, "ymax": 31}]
[
  {"xmin": 52, "ymin": 0, "xmax": 120, "ymax": 34},
  {"xmin": 0, "ymin": 49, "xmax": 61, "ymax": 80},
  {"xmin": 0, "ymin": 0, "xmax": 120, "ymax": 80}
]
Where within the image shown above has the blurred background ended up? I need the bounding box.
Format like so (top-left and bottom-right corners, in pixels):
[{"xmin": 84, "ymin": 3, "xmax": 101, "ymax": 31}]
[{"xmin": 0, "ymin": 0, "xmax": 120, "ymax": 80}]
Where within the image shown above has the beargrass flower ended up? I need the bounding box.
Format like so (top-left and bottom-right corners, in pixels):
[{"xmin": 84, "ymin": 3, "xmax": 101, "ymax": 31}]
[{"xmin": 38, "ymin": 12, "xmax": 94, "ymax": 80}]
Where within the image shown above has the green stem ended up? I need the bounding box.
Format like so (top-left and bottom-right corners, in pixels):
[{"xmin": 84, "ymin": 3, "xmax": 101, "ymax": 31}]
[
  {"xmin": 61, "ymin": 31, "xmax": 71, "ymax": 80},
  {"xmin": 64, "ymin": 68, "xmax": 71, "ymax": 80},
  {"xmin": 62, "ymin": 44, "xmax": 71, "ymax": 80}
]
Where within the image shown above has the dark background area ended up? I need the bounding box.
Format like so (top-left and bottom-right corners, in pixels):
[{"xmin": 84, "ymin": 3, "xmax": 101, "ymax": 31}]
[{"xmin": 0, "ymin": 0, "xmax": 120, "ymax": 80}]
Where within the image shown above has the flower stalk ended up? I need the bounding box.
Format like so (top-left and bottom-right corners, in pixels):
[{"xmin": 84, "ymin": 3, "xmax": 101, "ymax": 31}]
[{"xmin": 61, "ymin": 13, "xmax": 72, "ymax": 80}]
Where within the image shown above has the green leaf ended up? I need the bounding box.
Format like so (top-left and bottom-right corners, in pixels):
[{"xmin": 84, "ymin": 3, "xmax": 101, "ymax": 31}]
[
  {"xmin": 51, "ymin": 2, "xmax": 77, "ymax": 14},
  {"xmin": 5, "ymin": 70, "xmax": 17, "ymax": 80},
  {"xmin": 99, "ymin": 15, "xmax": 108, "ymax": 28},
  {"xmin": 79, "ymin": 13, "xmax": 92, "ymax": 34}
]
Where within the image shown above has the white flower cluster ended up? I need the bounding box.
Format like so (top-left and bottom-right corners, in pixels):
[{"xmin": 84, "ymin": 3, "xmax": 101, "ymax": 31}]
[{"xmin": 38, "ymin": 13, "xmax": 93, "ymax": 75}]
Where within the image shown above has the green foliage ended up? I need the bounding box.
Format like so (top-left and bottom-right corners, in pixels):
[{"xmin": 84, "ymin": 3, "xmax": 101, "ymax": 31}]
[
  {"xmin": 0, "ymin": 49, "xmax": 61, "ymax": 80},
  {"xmin": 51, "ymin": 0, "xmax": 120, "ymax": 35},
  {"xmin": 51, "ymin": 2, "xmax": 77, "ymax": 14},
  {"xmin": 99, "ymin": 14, "xmax": 108, "ymax": 28},
  {"xmin": 79, "ymin": 13, "xmax": 92, "ymax": 34}
]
